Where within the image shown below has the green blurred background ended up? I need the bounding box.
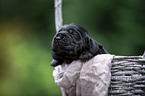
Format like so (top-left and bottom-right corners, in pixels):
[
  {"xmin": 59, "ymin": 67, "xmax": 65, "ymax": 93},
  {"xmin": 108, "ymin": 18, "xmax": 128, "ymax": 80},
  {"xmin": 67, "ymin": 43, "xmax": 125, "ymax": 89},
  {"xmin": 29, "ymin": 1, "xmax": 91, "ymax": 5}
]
[{"xmin": 0, "ymin": 0, "xmax": 145, "ymax": 96}]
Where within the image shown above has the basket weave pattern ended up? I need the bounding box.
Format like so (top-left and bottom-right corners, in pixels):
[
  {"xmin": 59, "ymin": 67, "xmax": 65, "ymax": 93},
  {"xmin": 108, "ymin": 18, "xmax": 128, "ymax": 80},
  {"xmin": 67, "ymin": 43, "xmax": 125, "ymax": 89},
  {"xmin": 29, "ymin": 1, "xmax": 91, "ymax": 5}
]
[{"xmin": 108, "ymin": 56, "xmax": 145, "ymax": 96}]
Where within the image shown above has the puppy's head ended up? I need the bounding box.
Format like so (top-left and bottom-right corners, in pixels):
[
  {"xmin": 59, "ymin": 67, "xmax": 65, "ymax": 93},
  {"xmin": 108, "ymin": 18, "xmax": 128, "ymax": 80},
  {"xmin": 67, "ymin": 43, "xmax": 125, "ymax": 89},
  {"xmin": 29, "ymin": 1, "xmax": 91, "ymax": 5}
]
[
  {"xmin": 52, "ymin": 23, "xmax": 87, "ymax": 56},
  {"xmin": 51, "ymin": 23, "xmax": 107, "ymax": 67}
]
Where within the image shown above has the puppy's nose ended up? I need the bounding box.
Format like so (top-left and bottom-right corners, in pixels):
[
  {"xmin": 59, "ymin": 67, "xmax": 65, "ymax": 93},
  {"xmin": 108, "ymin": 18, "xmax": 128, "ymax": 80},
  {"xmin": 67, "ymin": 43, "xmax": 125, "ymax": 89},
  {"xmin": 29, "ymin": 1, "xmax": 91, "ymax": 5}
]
[
  {"xmin": 55, "ymin": 34, "xmax": 64, "ymax": 40},
  {"xmin": 55, "ymin": 36, "xmax": 61, "ymax": 40}
]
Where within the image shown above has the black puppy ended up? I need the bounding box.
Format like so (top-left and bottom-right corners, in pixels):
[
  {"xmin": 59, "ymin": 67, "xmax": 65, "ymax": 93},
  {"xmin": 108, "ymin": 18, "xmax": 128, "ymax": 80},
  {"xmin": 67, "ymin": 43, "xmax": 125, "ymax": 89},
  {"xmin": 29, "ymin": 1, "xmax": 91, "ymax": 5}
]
[{"xmin": 51, "ymin": 23, "xmax": 108, "ymax": 67}]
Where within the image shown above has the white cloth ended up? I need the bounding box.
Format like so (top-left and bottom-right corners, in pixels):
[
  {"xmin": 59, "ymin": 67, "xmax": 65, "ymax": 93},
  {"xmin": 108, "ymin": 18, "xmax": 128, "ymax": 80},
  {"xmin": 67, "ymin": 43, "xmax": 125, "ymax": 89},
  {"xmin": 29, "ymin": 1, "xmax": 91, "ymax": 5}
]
[{"xmin": 53, "ymin": 54, "xmax": 114, "ymax": 96}]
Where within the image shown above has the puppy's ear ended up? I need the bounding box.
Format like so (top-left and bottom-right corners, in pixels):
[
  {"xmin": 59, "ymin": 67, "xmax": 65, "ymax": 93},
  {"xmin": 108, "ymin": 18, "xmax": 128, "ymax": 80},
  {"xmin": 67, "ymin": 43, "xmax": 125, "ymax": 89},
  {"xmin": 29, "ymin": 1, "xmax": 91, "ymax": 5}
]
[{"xmin": 87, "ymin": 36, "xmax": 107, "ymax": 55}]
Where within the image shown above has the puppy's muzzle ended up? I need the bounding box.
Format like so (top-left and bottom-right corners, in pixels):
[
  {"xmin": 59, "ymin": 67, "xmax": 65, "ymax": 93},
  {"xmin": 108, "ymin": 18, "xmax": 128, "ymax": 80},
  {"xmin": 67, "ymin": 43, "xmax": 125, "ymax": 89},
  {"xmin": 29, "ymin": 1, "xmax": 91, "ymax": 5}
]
[
  {"xmin": 55, "ymin": 31, "xmax": 68, "ymax": 40},
  {"xmin": 55, "ymin": 34, "xmax": 64, "ymax": 40}
]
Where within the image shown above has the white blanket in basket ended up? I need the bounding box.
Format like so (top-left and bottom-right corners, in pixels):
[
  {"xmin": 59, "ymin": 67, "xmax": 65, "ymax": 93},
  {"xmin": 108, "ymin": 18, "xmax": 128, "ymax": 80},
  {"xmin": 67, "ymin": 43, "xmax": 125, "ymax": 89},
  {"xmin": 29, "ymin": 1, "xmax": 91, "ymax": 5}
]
[{"xmin": 53, "ymin": 54, "xmax": 114, "ymax": 96}]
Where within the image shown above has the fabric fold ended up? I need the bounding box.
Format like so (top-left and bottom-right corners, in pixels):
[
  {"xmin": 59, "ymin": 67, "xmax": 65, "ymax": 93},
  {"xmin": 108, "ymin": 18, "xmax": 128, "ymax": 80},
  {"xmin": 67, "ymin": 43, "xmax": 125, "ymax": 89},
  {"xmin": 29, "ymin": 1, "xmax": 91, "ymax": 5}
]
[{"xmin": 53, "ymin": 54, "xmax": 114, "ymax": 96}]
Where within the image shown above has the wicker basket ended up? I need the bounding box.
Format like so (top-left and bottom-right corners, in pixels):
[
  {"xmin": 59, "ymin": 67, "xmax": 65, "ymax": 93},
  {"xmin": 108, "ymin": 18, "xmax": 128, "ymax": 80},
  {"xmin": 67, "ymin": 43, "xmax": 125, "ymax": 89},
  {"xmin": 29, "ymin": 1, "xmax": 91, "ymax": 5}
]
[{"xmin": 108, "ymin": 55, "xmax": 145, "ymax": 96}]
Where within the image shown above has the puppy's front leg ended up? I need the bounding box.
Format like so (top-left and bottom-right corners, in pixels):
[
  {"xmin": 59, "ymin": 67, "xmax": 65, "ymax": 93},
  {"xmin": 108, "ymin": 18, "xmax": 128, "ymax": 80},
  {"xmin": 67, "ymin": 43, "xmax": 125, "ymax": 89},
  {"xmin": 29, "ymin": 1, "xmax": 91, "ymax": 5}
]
[{"xmin": 79, "ymin": 51, "xmax": 93, "ymax": 62}]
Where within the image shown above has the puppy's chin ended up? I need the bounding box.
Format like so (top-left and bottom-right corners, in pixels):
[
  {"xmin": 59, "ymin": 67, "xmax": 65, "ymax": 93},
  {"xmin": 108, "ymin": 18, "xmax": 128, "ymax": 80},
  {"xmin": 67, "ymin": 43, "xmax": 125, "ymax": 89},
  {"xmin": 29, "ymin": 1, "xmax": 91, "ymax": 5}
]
[
  {"xmin": 53, "ymin": 44, "xmax": 76, "ymax": 54},
  {"xmin": 53, "ymin": 42, "xmax": 74, "ymax": 51}
]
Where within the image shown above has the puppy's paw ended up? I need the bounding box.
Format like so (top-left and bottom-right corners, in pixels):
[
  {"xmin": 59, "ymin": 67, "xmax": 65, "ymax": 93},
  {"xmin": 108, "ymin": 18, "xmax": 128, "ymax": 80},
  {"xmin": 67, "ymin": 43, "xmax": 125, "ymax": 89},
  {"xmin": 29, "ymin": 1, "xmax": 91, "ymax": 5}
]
[
  {"xmin": 51, "ymin": 59, "xmax": 63, "ymax": 67},
  {"xmin": 79, "ymin": 51, "xmax": 93, "ymax": 62}
]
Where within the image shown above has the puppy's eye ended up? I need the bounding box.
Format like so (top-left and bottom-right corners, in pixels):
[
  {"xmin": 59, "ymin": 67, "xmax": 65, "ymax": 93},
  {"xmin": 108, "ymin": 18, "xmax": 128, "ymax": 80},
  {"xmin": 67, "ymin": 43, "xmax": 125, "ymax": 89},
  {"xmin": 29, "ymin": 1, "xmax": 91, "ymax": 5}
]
[
  {"xmin": 68, "ymin": 29, "xmax": 76, "ymax": 34},
  {"xmin": 68, "ymin": 29, "xmax": 73, "ymax": 34}
]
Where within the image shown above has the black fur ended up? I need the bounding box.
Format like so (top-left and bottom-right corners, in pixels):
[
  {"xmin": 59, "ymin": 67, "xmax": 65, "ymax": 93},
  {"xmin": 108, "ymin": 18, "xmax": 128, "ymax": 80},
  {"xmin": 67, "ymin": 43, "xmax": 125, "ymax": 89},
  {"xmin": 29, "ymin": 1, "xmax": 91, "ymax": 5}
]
[{"xmin": 51, "ymin": 23, "xmax": 108, "ymax": 67}]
